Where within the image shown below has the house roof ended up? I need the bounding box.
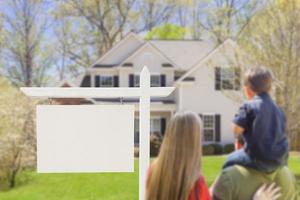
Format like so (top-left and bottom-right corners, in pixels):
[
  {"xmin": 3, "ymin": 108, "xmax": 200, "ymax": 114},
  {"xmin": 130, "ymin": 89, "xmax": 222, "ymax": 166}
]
[
  {"xmin": 73, "ymin": 33, "xmax": 240, "ymax": 88},
  {"xmin": 149, "ymin": 40, "xmax": 215, "ymax": 70},
  {"xmin": 118, "ymin": 42, "xmax": 180, "ymax": 69},
  {"xmin": 94, "ymin": 32, "xmax": 144, "ymax": 66},
  {"xmin": 174, "ymin": 39, "xmax": 238, "ymax": 86},
  {"xmin": 91, "ymin": 33, "xmax": 216, "ymax": 71},
  {"xmin": 58, "ymin": 74, "xmax": 85, "ymax": 87}
]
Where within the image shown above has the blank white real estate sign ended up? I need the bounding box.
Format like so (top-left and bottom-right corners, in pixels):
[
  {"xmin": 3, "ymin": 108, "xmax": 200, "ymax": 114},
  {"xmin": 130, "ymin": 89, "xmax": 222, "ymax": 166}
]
[{"xmin": 36, "ymin": 105, "xmax": 134, "ymax": 173}]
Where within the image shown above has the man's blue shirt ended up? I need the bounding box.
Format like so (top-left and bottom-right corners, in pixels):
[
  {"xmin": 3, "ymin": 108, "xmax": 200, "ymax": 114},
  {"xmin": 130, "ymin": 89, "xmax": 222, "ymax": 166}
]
[{"xmin": 233, "ymin": 92, "xmax": 289, "ymax": 165}]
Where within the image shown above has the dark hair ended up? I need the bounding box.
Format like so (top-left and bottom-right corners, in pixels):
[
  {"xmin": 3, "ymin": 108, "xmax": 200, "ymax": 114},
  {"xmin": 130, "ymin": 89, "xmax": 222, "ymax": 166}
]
[{"xmin": 244, "ymin": 67, "xmax": 274, "ymax": 94}]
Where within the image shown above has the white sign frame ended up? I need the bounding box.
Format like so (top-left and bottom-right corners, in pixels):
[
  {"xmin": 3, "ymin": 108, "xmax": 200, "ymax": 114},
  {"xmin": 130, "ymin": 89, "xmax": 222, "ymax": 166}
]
[{"xmin": 21, "ymin": 66, "xmax": 175, "ymax": 200}]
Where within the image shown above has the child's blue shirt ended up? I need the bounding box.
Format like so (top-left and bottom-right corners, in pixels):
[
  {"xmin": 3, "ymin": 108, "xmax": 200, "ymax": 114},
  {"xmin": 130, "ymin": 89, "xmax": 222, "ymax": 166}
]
[{"xmin": 233, "ymin": 92, "xmax": 289, "ymax": 166}]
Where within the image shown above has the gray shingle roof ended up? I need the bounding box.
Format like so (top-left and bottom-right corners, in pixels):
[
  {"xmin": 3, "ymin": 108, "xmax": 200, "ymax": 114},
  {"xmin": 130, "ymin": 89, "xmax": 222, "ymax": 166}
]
[{"xmin": 149, "ymin": 40, "xmax": 216, "ymax": 70}]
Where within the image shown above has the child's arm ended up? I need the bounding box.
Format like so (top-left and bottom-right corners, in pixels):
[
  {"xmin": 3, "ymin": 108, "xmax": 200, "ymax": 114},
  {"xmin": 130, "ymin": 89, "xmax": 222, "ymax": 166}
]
[
  {"xmin": 232, "ymin": 123, "xmax": 245, "ymax": 150},
  {"xmin": 232, "ymin": 123, "xmax": 244, "ymax": 137},
  {"xmin": 232, "ymin": 102, "xmax": 250, "ymax": 150}
]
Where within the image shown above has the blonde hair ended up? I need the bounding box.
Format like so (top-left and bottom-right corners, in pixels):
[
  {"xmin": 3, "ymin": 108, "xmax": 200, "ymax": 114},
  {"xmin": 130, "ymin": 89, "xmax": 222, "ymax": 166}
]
[{"xmin": 146, "ymin": 111, "xmax": 203, "ymax": 200}]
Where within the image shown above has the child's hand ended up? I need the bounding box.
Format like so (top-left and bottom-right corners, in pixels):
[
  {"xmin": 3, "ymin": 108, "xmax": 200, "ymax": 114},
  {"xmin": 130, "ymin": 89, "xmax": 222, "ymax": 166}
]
[{"xmin": 232, "ymin": 123, "xmax": 244, "ymax": 137}]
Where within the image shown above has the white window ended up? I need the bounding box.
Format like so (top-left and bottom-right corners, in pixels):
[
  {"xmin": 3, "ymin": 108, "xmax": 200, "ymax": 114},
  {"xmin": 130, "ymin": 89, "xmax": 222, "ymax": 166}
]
[
  {"xmin": 220, "ymin": 68, "xmax": 235, "ymax": 90},
  {"xmin": 150, "ymin": 118, "xmax": 161, "ymax": 135},
  {"xmin": 150, "ymin": 75, "xmax": 161, "ymax": 87},
  {"xmin": 134, "ymin": 74, "xmax": 161, "ymax": 87},
  {"xmin": 100, "ymin": 76, "xmax": 113, "ymax": 87},
  {"xmin": 134, "ymin": 118, "xmax": 161, "ymax": 139},
  {"xmin": 203, "ymin": 114, "xmax": 215, "ymax": 142}
]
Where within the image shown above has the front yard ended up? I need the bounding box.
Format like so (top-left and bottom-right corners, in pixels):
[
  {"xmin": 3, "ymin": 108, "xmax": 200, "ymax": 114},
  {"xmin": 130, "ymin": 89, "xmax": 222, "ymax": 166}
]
[{"xmin": 0, "ymin": 156, "xmax": 299, "ymax": 200}]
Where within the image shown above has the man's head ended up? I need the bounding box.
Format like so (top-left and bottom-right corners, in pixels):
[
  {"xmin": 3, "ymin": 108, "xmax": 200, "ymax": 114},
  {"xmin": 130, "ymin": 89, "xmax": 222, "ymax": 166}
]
[{"xmin": 243, "ymin": 67, "xmax": 274, "ymax": 99}]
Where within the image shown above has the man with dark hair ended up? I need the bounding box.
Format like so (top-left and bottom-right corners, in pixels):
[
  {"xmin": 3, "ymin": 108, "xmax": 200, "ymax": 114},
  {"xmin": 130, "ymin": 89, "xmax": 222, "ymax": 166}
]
[{"xmin": 223, "ymin": 66, "xmax": 289, "ymax": 173}]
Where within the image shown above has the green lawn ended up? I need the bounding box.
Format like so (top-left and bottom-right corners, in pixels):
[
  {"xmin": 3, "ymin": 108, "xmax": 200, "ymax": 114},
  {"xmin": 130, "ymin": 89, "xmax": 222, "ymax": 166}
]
[{"xmin": 0, "ymin": 156, "xmax": 299, "ymax": 200}]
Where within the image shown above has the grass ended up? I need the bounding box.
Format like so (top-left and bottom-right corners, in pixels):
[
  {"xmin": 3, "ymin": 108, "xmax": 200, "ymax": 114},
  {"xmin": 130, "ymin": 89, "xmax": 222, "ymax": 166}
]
[{"xmin": 0, "ymin": 156, "xmax": 298, "ymax": 200}]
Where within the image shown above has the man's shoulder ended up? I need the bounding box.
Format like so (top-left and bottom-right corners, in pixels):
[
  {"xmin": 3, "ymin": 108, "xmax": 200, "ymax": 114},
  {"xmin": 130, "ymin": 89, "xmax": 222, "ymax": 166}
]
[
  {"xmin": 219, "ymin": 165, "xmax": 259, "ymax": 182},
  {"xmin": 223, "ymin": 165, "xmax": 292, "ymax": 179},
  {"xmin": 213, "ymin": 165, "xmax": 298, "ymax": 200}
]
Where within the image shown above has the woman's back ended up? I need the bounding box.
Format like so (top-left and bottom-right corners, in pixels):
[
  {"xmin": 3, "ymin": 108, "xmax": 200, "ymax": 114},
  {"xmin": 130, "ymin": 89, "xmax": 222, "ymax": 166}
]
[
  {"xmin": 147, "ymin": 165, "xmax": 210, "ymax": 200},
  {"xmin": 145, "ymin": 112, "xmax": 206, "ymax": 200},
  {"xmin": 188, "ymin": 176, "xmax": 210, "ymax": 200}
]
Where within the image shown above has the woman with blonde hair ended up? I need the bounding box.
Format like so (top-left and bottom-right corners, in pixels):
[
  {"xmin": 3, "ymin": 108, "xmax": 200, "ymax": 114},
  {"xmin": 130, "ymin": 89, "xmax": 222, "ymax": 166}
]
[
  {"xmin": 145, "ymin": 111, "xmax": 282, "ymax": 200},
  {"xmin": 146, "ymin": 111, "xmax": 210, "ymax": 200}
]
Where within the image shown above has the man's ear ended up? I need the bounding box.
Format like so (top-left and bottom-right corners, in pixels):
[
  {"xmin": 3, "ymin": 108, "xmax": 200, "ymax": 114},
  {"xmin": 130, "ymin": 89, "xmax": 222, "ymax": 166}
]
[{"xmin": 245, "ymin": 86, "xmax": 255, "ymax": 99}]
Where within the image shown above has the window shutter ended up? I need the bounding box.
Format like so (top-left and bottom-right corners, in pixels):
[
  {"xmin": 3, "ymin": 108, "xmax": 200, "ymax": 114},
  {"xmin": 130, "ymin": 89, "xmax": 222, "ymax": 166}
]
[
  {"xmin": 160, "ymin": 74, "xmax": 166, "ymax": 87},
  {"xmin": 234, "ymin": 68, "xmax": 241, "ymax": 90},
  {"xmin": 95, "ymin": 75, "xmax": 100, "ymax": 87},
  {"xmin": 198, "ymin": 114, "xmax": 203, "ymax": 120},
  {"xmin": 215, "ymin": 114, "xmax": 221, "ymax": 142},
  {"xmin": 160, "ymin": 118, "xmax": 166, "ymax": 136},
  {"xmin": 113, "ymin": 76, "xmax": 119, "ymax": 87},
  {"xmin": 215, "ymin": 67, "xmax": 221, "ymax": 90},
  {"xmin": 129, "ymin": 74, "xmax": 134, "ymax": 87}
]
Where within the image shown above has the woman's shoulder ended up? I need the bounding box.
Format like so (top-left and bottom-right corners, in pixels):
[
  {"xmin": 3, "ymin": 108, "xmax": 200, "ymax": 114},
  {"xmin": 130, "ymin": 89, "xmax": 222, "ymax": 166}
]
[
  {"xmin": 198, "ymin": 175, "xmax": 211, "ymax": 200},
  {"xmin": 196, "ymin": 175, "xmax": 208, "ymax": 188},
  {"xmin": 189, "ymin": 175, "xmax": 210, "ymax": 200}
]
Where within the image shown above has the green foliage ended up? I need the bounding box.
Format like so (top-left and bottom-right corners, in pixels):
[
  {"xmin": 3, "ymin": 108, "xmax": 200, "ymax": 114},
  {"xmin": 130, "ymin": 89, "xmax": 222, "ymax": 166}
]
[
  {"xmin": 223, "ymin": 143, "xmax": 235, "ymax": 154},
  {"xmin": 145, "ymin": 23, "xmax": 186, "ymax": 40},
  {"xmin": 0, "ymin": 156, "xmax": 298, "ymax": 199},
  {"xmin": 211, "ymin": 143, "xmax": 224, "ymax": 155},
  {"xmin": 2, "ymin": 0, "xmax": 53, "ymax": 86},
  {"xmin": 239, "ymin": 0, "xmax": 300, "ymax": 150},
  {"xmin": 202, "ymin": 144, "xmax": 215, "ymax": 155},
  {"xmin": 0, "ymin": 77, "xmax": 37, "ymax": 190},
  {"xmin": 150, "ymin": 134, "xmax": 162, "ymax": 157}
]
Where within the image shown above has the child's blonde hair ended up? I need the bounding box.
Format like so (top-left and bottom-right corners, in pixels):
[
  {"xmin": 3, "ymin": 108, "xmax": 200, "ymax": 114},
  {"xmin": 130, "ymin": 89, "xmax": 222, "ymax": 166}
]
[{"xmin": 146, "ymin": 111, "xmax": 203, "ymax": 200}]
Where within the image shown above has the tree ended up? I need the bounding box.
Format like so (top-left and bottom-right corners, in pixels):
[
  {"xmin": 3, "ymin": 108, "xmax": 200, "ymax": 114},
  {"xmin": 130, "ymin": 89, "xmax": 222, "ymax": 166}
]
[
  {"xmin": 193, "ymin": 0, "xmax": 264, "ymax": 43},
  {"xmin": 2, "ymin": 0, "xmax": 54, "ymax": 86},
  {"xmin": 0, "ymin": 77, "xmax": 37, "ymax": 189},
  {"xmin": 134, "ymin": 0, "xmax": 179, "ymax": 32},
  {"xmin": 52, "ymin": 0, "xmax": 136, "ymax": 73},
  {"xmin": 0, "ymin": 15, "xmax": 4, "ymax": 50},
  {"xmin": 239, "ymin": 0, "xmax": 300, "ymax": 150},
  {"xmin": 144, "ymin": 23, "xmax": 186, "ymax": 40}
]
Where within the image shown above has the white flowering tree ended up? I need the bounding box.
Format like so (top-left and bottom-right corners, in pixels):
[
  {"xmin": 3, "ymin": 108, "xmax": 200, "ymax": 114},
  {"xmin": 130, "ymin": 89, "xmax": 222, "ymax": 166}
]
[{"xmin": 0, "ymin": 78, "xmax": 37, "ymax": 189}]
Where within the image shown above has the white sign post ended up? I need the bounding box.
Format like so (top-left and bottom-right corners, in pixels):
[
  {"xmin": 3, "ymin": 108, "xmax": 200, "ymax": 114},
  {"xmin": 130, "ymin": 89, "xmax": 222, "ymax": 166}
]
[{"xmin": 21, "ymin": 66, "xmax": 175, "ymax": 200}]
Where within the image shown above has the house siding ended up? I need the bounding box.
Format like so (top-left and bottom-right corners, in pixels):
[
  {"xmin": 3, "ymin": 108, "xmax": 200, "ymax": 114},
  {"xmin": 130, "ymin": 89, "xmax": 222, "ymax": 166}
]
[
  {"xmin": 77, "ymin": 34, "xmax": 246, "ymax": 145},
  {"xmin": 178, "ymin": 64, "xmax": 240, "ymax": 144}
]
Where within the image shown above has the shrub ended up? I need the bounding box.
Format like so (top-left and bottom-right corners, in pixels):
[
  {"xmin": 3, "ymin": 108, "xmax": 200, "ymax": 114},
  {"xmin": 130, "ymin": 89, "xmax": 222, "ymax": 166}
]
[
  {"xmin": 134, "ymin": 147, "xmax": 139, "ymax": 158},
  {"xmin": 223, "ymin": 143, "xmax": 235, "ymax": 154},
  {"xmin": 202, "ymin": 144, "xmax": 215, "ymax": 155},
  {"xmin": 211, "ymin": 143, "xmax": 223, "ymax": 155},
  {"xmin": 150, "ymin": 134, "xmax": 162, "ymax": 157},
  {"xmin": 134, "ymin": 134, "xmax": 163, "ymax": 158},
  {"xmin": 0, "ymin": 78, "xmax": 37, "ymax": 190}
]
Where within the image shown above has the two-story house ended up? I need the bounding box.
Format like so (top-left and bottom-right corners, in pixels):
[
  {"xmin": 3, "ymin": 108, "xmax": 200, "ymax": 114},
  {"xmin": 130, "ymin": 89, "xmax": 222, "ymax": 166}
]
[{"xmin": 75, "ymin": 32, "xmax": 244, "ymax": 145}]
